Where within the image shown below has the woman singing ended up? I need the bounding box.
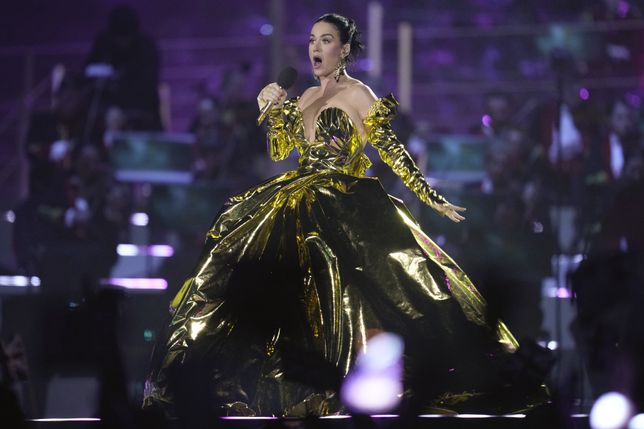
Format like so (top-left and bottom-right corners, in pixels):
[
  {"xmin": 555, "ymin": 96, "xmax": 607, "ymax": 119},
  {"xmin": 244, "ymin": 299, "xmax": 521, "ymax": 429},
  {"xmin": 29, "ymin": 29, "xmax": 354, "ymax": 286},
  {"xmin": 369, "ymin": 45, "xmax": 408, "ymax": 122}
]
[{"xmin": 144, "ymin": 13, "xmax": 547, "ymax": 417}]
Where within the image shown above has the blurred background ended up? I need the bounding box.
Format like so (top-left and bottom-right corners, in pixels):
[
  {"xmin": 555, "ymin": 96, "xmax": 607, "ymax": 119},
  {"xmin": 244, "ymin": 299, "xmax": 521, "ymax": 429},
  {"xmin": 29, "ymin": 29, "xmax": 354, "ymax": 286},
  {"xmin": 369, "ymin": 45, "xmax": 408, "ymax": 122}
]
[{"xmin": 0, "ymin": 0, "xmax": 643, "ymax": 422}]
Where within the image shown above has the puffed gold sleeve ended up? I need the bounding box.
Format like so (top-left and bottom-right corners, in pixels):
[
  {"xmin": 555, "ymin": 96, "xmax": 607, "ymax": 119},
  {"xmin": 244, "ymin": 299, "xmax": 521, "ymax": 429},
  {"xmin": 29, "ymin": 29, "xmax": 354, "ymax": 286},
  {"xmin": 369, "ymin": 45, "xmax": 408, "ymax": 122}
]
[
  {"xmin": 266, "ymin": 97, "xmax": 300, "ymax": 161},
  {"xmin": 364, "ymin": 94, "xmax": 449, "ymax": 210}
]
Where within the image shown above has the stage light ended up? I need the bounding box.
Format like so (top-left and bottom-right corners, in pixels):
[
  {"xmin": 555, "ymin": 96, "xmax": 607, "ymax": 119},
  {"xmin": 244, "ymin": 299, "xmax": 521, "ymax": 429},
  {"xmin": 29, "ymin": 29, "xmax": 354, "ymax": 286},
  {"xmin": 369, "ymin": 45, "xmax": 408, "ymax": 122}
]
[
  {"xmin": 101, "ymin": 278, "xmax": 168, "ymax": 290},
  {"xmin": 31, "ymin": 418, "xmax": 101, "ymax": 422},
  {"xmin": 116, "ymin": 244, "xmax": 174, "ymax": 257},
  {"xmin": 590, "ymin": 392, "xmax": 633, "ymax": 429},
  {"xmin": 481, "ymin": 114, "xmax": 492, "ymax": 127},
  {"xmin": 547, "ymin": 341, "xmax": 558, "ymax": 350},
  {"xmin": 629, "ymin": 414, "xmax": 644, "ymax": 429},
  {"xmin": 0, "ymin": 276, "xmax": 41, "ymax": 287},
  {"xmin": 579, "ymin": 88, "xmax": 590, "ymax": 100},
  {"xmin": 130, "ymin": 212, "xmax": 149, "ymax": 226},
  {"xmin": 260, "ymin": 24, "xmax": 273, "ymax": 36},
  {"xmin": 143, "ymin": 330, "xmax": 155, "ymax": 342},
  {"xmin": 117, "ymin": 244, "xmax": 139, "ymax": 256},
  {"xmin": 341, "ymin": 332, "xmax": 404, "ymax": 414},
  {"xmin": 543, "ymin": 284, "xmax": 572, "ymax": 299},
  {"xmin": 455, "ymin": 414, "xmax": 494, "ymax": 418},
  {"xmin": 356, "ymin": 332, "xmax": 404, "ymax": 371},
  {"xmin": 556, "ymin": 288, "xmax": 571, "ymax": 298},
  {"xmin": 342, "ymin": 374, "xmax": 402, "ymax": 414},
  {"xmin": 4, "ymin": 210, "xmax": 15, "ymax": 223},
  {"xmin": 148, "ymin": 244, "xmax": 174, "ymax": 257},
  {"xmin": 221, "ymin": 417, "xmax": 277, "ymax": 420}
]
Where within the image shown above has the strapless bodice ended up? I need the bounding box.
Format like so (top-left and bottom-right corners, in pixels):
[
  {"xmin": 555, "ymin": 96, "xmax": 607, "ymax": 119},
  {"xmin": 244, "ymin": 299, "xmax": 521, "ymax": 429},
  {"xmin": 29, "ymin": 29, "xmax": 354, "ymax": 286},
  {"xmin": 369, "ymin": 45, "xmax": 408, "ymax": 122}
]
[{"xmin": 282, "ymin": 99, "xmax": 372, "ymax": 176}]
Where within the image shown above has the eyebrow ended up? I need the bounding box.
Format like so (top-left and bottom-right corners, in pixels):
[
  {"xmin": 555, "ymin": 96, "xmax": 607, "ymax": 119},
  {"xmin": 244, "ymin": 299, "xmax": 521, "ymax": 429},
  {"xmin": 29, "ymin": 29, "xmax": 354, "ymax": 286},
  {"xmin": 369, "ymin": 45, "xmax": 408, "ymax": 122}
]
[{"xmin": 309, "ymin": 33, "xmax": 335, "ymax": 38}]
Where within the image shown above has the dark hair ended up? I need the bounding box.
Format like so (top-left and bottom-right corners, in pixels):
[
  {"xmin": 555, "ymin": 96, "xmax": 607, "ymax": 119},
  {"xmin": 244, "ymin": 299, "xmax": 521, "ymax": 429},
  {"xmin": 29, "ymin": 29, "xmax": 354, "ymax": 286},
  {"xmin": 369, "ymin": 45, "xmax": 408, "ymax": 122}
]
[{"xmin": 315, "ymin": 13, "xmax": 365, "ymax": 63}]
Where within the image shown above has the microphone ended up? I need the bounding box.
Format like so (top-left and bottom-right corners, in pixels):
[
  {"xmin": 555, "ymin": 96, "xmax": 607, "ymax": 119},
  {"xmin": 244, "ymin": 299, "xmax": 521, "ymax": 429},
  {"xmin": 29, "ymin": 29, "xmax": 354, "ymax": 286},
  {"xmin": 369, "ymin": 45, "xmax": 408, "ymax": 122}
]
[{"xmin": 257, "ymin": 66, "xmax": 298, "ymax": 125}]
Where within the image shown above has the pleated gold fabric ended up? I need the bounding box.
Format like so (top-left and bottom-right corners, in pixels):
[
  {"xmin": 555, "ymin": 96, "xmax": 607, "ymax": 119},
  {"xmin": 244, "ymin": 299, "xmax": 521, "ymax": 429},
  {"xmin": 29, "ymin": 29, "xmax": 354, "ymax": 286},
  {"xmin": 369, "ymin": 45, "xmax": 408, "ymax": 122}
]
[{"xmin": 143, "ymin": 94, "xmax": 547, "ymax": 416}]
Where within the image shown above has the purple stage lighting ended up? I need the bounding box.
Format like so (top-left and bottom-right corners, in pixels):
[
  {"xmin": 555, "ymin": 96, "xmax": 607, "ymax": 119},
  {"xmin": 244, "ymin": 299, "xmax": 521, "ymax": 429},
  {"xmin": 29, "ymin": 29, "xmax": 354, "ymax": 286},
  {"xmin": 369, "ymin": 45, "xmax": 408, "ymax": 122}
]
[
  {"xmin": 116, "ymin": 244, "xmax": 174, "ymax": 257},
  {"xmin": 130, "ymin": 212, "xmax": 149, "ymax": 226},
  {"xmin": 0, "ymin": 276, "xmax": 41, "ymax": 287},
  {"xmin": 260, "ymin": 24, "xmax": 273, "ymax": 36},
  {"xmin": 590, "ymin": 392, "xmax": 633, "ymax": 429},
  {"xmin": 341, "ymin": 332, "xmax": 404, "ymax": 414},
  {"xmin": 101, "ymin": 278, "xmax": 168, "ymax": 290},
  {"xmin": 630, "ymin": 414, "xmax": 644, "ymax": 429}
]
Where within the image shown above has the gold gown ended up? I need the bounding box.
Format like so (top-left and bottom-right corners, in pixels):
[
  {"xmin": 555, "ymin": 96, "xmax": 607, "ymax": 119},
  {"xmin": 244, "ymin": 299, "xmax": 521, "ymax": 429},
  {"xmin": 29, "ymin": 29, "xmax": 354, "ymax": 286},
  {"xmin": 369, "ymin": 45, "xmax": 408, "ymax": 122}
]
[{"xmin": 143, "ymin": 94, "xmax": 546, "ymax": 416}]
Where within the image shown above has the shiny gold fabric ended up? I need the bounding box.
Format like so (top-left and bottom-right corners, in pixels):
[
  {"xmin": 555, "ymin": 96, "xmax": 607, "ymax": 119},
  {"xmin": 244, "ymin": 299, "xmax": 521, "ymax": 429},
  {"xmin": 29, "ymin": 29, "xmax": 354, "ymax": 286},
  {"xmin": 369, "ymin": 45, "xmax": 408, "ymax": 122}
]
[{"xmin": 143, "ymin": 94, "xmax": 545, "ymax": 416}]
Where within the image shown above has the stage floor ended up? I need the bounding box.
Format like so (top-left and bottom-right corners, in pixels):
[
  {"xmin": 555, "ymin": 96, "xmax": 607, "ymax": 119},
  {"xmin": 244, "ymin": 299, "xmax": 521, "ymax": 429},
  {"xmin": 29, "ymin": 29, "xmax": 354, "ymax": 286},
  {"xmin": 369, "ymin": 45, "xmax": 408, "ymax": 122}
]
[{"xmin": 29, "ymin": 414, "xmax": 590, "ymax": 429}]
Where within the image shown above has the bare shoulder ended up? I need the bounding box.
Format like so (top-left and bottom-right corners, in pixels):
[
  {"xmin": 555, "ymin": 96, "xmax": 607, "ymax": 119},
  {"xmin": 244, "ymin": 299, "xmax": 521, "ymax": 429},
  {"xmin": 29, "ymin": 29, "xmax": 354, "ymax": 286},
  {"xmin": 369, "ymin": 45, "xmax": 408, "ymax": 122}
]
[
  {"xmin": 298, "ymin": 86, "xmax": 319, "ymax": 107},
  {"xmin": 344, "ymin": 80, "xmax": 378, "ymax": 118}
]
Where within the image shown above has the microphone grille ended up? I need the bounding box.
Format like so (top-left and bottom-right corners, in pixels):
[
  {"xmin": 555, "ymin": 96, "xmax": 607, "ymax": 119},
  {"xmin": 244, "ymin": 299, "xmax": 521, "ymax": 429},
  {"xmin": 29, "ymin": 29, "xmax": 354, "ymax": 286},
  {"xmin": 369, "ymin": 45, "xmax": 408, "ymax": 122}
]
[{"xmin": 277, "ymin": 66, "xmax": 298, "ymax": 89}]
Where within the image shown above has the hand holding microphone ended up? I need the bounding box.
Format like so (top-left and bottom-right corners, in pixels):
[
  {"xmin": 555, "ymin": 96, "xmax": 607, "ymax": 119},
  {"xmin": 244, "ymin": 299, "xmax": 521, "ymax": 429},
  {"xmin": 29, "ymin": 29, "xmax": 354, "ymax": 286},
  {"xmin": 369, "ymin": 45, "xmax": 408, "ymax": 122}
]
[{"xmin": 257, "ymin": 66, "xmax": 298, "ymax": 125}]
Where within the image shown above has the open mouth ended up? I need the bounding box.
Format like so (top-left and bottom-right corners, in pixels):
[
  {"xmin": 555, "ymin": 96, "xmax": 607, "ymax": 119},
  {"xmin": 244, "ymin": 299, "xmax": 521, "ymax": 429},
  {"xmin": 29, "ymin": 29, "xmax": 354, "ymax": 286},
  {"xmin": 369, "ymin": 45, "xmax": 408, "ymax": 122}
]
[{"xmin": 312, "ymin": 56, "xmax": 322, "ymax": 68}]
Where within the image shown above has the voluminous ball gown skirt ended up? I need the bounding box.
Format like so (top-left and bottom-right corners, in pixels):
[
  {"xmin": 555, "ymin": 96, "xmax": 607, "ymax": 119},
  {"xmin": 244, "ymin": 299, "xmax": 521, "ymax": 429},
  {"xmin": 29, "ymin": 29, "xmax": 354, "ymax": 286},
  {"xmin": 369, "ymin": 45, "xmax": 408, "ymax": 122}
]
[{"xmin": 143, "ymin": 166, "xmax": 548, "ymax": 416}]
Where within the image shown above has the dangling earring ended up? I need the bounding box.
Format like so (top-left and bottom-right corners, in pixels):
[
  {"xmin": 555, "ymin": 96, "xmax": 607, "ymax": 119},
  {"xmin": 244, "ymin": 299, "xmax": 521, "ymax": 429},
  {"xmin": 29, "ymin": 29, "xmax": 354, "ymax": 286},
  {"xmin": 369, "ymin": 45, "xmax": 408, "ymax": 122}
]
[{"xmin": 334, "ymin": 57, "xmax": 347, "ymax": 82}]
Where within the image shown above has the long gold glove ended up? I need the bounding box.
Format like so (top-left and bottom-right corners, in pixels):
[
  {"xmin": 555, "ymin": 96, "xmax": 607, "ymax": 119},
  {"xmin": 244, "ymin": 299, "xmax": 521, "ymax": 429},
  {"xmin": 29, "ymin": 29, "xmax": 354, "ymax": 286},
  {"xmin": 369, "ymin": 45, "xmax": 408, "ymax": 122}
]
[
  {"xmin": 364, "ymin": 94, "xmax": 453, "ymax": 215},
  {"xmin": 266, "ymin": 97, "xmax": 301, "ymax": 161}
]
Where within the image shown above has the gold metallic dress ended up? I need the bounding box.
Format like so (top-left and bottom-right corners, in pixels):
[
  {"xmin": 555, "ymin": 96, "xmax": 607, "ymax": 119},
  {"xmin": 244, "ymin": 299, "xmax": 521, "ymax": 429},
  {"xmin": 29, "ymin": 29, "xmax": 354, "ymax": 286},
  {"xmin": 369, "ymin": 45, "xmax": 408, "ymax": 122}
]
[{"xmin": 143, "ymin": 94, "xmax": 546, "ymax": 416}]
